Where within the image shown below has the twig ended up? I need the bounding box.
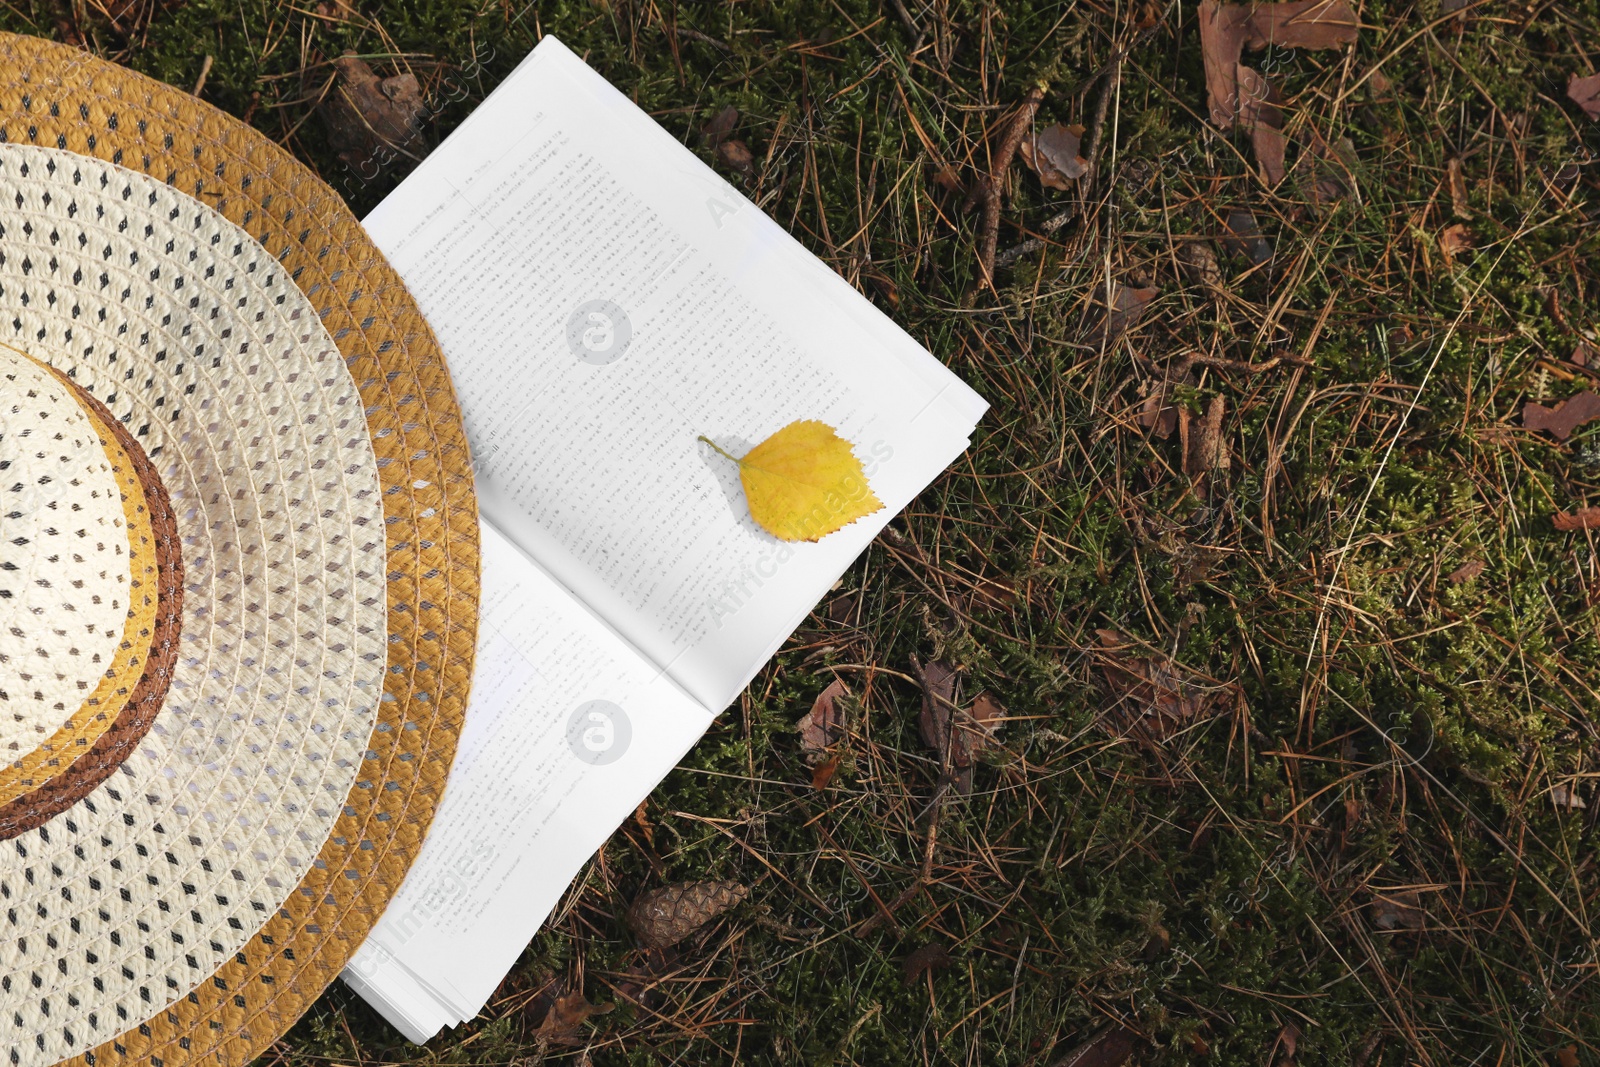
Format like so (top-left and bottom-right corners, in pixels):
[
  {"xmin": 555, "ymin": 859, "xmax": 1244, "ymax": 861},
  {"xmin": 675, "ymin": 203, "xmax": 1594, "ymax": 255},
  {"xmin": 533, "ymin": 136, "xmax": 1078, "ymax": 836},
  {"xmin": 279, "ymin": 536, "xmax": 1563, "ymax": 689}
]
[
  {"xmin": 992, "ymin": 58, "xmax": 1118, "ymax": 270},
  {"xmin": 857, "ymin": 656, "xmax": 952, "ymax": 935},
  {"xmin": 1353, "ymin": 1031, "xmax": 1384, "ymax": 1067},
  {"xmin": 888, "ymin": 0, "xmax": 925, "ymax": 52},
  {"xmin": 978, "ymin": 85, "xmax": 1046, "ymax": 289},
  {"xmin": 192, "ymin": 55, "xmax": 214, "ymax": 97},
  {"xmin": 1173, "ymin": 352, "xmax": 1314, "ymax": 377},
  {"xmin": 990, "ymin": 2, "xmax": 1190, "ymax": 272},
  {"xmin": 1080, "ymin": 57, "xmax": 1122, "ymax": 192},
  {"xmin": 993, "ymin": 209, "xmax": 1077, "ymax": 269},
  {"xmin": 672, "ymin": 24, "xmax": 729, "ymax": 50}
]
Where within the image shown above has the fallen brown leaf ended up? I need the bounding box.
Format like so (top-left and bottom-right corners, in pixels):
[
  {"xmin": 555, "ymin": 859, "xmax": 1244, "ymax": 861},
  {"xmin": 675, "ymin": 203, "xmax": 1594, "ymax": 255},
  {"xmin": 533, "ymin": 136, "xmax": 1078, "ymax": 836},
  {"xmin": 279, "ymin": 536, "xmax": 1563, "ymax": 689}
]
[
  {"xmin": 970, "ymin": 577, "xmax": 1020, "ymax": 612},
  {"xmin": 827, "ymin": 594, "xmax": 862, "ymax": 627},
  {"xmin": 1551, "ymin": 783, "xmax": 1587, "ymax": 809},
  {"xmin": 1447, "ymin": 559, "xmax": 1485, "ymax": 584},
  {"xmin": 1272, "ymin": 1022, "xmax": 1302, "ymax": 1066},
  {"xmin": 866, "ymin": 269, "xmax": 901, "ymax": 308},
  {"xmin": 1055, "ymin": 1025, "xmax": 1138, "ymax": 1067},
  {"xmin": 1299, "ymin": 128, "xmax": 1359, "ymax": 204},
  {"xmin": 1199, "ymin": 0, "xmax": 1358, "ymax": 127},
  {"xmin": 901, "ymin": 942, "xmax": 953, "ymax": 985},
  {"xmin": 512, "ymin": 970, "xmax": 562, "ymax": 1024},
  {"xmin": 1179, "ymin": 241, "xmax": 1223, "ymax": 288},
  {"xmin": 716, "ymin": 139, "xmax": 755, "ymax": 177},
  {"xmin": 1555, "ymin": 509, "xmax": 1600, "ymax": 531},
  {"xmin": 1236, "ymin": 66, "xmax": 1286, "ymax": 185},
  {"xmin": 701, "ymin": 104, "xmax": 739, "ymax": 147},
  {"xmin": 1558, "ymin": 1046, "xmax": 1580, "ymax": 1067},
  {"xmin": 1184, "ymin": 394, "xmax": 1231, "ymax": 485},
  {"xmin": 633, "ymin": 797, "xmax": 655, "ymax": 847},
  {"xmin": 1446, "ymin": 157, "xmax": 1471, "ymax": 218},
  {"xmin": 1018, "ymin": 123, "xmax": 1088, "ymax": 190},
  {"xmin": 810, "ymin": 754, "xmax": 841, "ymax": 790},
  {"xmin": 1139, "ymin": 381, "xmax": 1181, "ymax": 438},
  {"xmin": 931, "ymin": 163, "xmax": 965, "ymax": 194},
  {"xmin": 1573, "ymin": 340, "xmax": 1598, "ymax": 367},
  {"xmin": 1476, "ymin": 425, "xmax": 1516, "ymax": 445},
  {"xmin": 970, "ymin": 690, "xmax": 1005, "ymax": 735},
  {"xmin": 917, "ymin": 658, "xmax": 961, "ymax": 761},
  {"xmin": 1221, "ymin": 209, "xmax": 1273, "ymax": 269},
  {"xmin": 1198, "ymin": 0, "xmax": 1255, "ymax": 126},
  {"xmin": 1438, "ymin": 222, "xmax": 1473, "ymax": 264},
  {"xmin": 1175, "ymin": 544, "xmax": 1225, "ymax": 589},
  {"xmin": 1569, "ymin": 73, "xmax": 1600, "ymax": 121},
  {"xmin": 959, "ymin": 173, "xmax": 990, "ymax": 215},
  {"xmin": 1343, "ymin": 794, "xmax": 1363, "ymax": 833},
  {"xmin": 1246, "ymin": 0, "xmax": 1359, "ymax": 49},
  {"xmin": 797, "ymin": 678, "xmax": 849, "ymax": 758},
  {"xmin": 628, "ymin": 881, "xmax": 749, "ymax": 950},
  {"xmin": 1096, "ymin": 629, "xmax": 1217, "ymax": 739},
  {"xmin": 916, "ymin": 663, "xmax": 1004, "ymax": 793},
  {"xmin": 1523, "ymin": 391, "xmax": 1600, "ymax": 440},
  {"xmin": 1371, "ymin": 889, "xmax": 1426, "ymax": 931},
  {"xmin": 105, "ymin": 0, "xmax": 180, "ymax": 32},
  {"xmin": 614, "ymin": 962, "xmax": 666, "ymax": 1013},
  {"xmin": 1142, "ymin": 924, "xmax": 1172, "ymax": 958},
  {"xmin": 536, "ymin": 991, "xmax": 616, "ymax": 1046},
  {"xmin": 1099, "ymin": 284, "xmax": 1159, "ymax": 344},
  {"xmin": 320, "ymin": 53, "xmax": 427, "ymax": 172}
]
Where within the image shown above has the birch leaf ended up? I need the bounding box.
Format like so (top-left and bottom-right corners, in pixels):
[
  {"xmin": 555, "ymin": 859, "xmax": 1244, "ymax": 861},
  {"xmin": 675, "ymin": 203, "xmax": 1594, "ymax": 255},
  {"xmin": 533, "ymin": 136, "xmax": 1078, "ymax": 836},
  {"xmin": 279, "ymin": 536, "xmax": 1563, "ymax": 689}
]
[{"xmin": 701, "ymin": 421, "xmax": 884, "ymax": 541}]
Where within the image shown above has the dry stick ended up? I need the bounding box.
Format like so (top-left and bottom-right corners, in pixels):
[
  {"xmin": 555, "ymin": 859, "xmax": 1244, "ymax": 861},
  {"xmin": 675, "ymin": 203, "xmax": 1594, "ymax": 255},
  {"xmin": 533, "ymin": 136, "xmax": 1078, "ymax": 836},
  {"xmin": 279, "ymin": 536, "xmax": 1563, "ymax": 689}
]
[
  {"xmin": 858, "ymin": 656, "xmax": 956, "ymax": 934},
  {"xmin": 888, "ymin": 0, "xmax": 925, "ymax": 53},
  {"xmin": 1079, "ymin": 56, "xmax": 1122, "ymax": 193},
  {"xmin": 991, "ymin": 204, "xmax": 1076, "ymax": 270},
  {"xmin": 192, "ymin": 55, "xmax": 214, "ymax": 96},
  {"xmin": 672, "ymin": 24, "xmax": 729, "ymax": 50},
  {"xmin": 1166, "ymin": 350, "xmax": 1315, "ymax": 378},
  {"xmin": 977, "ymin": 86, "xmax": 1046, "ymax": 290},
  {"xmin": 993, "ymin": 58, "xmax": 1121, "ymax": 270},
  {"xmin": 991, "ymin": 0, "xmax": 1180, "ymax": 270}
]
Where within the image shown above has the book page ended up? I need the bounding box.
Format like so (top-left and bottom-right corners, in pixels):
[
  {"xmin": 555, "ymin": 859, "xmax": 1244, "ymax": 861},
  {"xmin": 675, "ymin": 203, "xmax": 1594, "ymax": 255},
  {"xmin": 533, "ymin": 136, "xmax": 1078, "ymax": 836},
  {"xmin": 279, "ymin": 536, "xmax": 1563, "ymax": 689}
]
[
  {"xmin": 344, "ymin": 520, "xmax": 715, "ymax": 1033},
  {"xmin": 363, "ymin": 36, "xmax": 986, "ymax": 712},
  {"xmin": 341, "ymin": 952, "xmax": 453, "ymax": 1045}
]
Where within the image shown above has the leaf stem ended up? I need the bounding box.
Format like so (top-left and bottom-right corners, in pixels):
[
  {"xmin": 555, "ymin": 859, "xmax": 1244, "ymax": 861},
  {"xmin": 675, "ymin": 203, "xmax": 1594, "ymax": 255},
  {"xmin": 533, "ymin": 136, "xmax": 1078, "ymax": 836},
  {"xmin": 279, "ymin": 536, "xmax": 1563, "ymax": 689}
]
[{"xmin": 697, "ymin": 434, "xmax": 742, "ymax": 464}]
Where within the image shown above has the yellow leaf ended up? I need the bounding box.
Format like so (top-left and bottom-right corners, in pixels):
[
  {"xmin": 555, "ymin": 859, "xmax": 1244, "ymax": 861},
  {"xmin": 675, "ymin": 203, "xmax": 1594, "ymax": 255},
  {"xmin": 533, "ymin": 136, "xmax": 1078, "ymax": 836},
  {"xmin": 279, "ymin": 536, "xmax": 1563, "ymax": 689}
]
[{"xmin": 700, "ymin": 421, "xmax": 884, "ymax": 542}]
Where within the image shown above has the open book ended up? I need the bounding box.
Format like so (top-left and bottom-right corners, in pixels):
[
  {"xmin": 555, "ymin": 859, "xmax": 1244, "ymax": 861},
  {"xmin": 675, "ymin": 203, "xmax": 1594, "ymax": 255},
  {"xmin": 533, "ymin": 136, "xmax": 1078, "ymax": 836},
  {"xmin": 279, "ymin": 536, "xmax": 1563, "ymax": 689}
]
[{"xmin": 340, "ymin": 35, "xmax": 987, "ymax": 1042}]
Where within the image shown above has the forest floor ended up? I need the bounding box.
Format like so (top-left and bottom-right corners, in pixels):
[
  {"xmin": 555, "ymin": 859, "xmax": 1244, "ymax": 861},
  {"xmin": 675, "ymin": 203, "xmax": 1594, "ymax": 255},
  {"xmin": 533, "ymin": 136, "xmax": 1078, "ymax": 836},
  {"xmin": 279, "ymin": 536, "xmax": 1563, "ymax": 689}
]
[{"xmin": 3, "ymin": 0, "xmax": 1599, "ymax": 1064}]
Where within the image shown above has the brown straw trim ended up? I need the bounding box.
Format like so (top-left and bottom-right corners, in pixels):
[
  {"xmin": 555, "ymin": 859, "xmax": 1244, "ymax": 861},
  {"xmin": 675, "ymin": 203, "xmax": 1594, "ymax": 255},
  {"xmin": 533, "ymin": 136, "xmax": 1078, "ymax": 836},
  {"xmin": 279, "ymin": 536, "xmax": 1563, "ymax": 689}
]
[
  {"xmin": 0, "ymin": 348, "xmax": 161, "ymax": 802},
  {"xmin": 0, "ymin": 356, "xmax": 183, "ymax": 840}
]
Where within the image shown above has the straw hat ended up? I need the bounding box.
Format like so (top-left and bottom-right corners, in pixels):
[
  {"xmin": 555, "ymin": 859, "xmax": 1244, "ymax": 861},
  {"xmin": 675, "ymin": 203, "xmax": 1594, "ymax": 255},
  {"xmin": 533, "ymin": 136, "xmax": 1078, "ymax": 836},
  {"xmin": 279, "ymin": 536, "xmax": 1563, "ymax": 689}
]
[{"xmin": 0, "ymin": 33, "xmax": 480, "ymax": 1067}]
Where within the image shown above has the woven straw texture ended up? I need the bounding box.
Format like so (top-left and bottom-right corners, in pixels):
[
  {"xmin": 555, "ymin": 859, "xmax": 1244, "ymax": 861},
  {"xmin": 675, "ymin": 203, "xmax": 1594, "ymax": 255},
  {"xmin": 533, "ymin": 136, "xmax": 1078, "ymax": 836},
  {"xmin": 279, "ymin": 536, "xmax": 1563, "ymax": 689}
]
[
  {"xmin": 0, "ymin": 347, "xmax": 146, "ymax": 760},
  {"xmin": 0, "ymin": 33, "xmax": 480, "ymax": 1067},
  {"xmin": 0, "ymin": 347, "xmax": 183, "ymax": 838}
]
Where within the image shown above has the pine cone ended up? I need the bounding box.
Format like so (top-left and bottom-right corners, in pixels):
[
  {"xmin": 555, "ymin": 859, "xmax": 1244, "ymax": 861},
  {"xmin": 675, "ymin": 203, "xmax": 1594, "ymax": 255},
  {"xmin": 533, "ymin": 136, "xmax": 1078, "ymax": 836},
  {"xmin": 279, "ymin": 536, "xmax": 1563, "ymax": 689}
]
[{"xmin": 627, "ymin": 880, "xmax": 748, "ymax": 950}]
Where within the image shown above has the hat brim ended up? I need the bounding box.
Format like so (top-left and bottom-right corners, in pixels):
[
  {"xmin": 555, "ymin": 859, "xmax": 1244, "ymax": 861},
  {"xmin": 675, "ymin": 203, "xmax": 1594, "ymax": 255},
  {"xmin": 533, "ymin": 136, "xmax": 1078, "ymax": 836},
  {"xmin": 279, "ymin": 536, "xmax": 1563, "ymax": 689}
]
[{"xmin": 0, "ymin": 32, "xmax": 480, "ymax": 1067}]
